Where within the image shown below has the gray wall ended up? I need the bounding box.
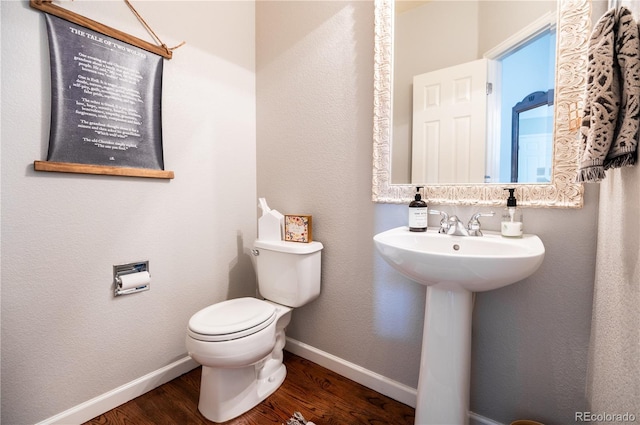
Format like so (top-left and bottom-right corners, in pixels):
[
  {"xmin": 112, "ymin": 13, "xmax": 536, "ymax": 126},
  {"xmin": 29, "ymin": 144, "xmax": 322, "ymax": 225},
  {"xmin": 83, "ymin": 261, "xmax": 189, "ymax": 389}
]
[
  {"xmin": 1, "ymin": 1, "xmax": 602, "ymax": 424},
  {"xmin": 1, "ymin": 2, "xmax": 256, "ymax": 424},
  {"xmin": 256, "ymin": 2, "xmax": 599, "ymax": 424}
]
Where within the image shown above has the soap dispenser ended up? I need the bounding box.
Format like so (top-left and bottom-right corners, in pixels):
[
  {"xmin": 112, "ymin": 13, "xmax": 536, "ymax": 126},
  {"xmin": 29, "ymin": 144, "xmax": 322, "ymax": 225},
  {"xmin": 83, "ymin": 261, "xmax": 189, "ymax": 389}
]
[
  {"xmin": 409, "ymin": 186, "xmax": 428, "ymax": 232},
  {"xmin": 501, "ymin": 188, "xmax": 523, "ymax": 238}
]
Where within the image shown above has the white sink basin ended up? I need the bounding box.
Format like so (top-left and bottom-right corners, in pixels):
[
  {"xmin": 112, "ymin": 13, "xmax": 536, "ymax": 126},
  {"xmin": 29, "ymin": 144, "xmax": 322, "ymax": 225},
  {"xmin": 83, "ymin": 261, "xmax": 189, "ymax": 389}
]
[
  {"xmin": 373, "ymin": 226, "xmax": 545, "ymax": 291},
  {"xmin": 373, "ymin": 225, "xmax": 545, "ymax": 424}
]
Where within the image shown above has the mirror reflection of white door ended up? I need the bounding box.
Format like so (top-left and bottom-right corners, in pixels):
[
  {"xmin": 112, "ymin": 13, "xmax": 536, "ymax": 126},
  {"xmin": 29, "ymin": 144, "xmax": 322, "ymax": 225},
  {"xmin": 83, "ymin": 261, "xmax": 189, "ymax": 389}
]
[
  {"xmin": 412, "ymin": 58, "xmax": 488, "ymax": 183},
  {"xmin": 516, "ymin": 105, "xmax": 554, "ymax": 183},
  {"xmin": 518, "ymin": 133, "xmax": 552, "ymax": 182}
]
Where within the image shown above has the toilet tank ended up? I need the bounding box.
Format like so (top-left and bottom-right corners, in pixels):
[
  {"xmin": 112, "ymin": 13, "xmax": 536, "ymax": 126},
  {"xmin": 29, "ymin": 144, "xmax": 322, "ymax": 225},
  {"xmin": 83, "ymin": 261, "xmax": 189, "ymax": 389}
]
[{"xmin": 253, "ymin": 240, "xmax": 323, "ymax": 308}]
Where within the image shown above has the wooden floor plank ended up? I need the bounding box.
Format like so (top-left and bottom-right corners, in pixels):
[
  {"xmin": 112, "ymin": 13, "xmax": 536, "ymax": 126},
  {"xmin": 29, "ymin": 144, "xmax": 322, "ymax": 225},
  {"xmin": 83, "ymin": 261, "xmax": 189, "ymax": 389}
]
[{"xmin": 83, "ymin": 351, "xmax": 415, "ymax": 424}]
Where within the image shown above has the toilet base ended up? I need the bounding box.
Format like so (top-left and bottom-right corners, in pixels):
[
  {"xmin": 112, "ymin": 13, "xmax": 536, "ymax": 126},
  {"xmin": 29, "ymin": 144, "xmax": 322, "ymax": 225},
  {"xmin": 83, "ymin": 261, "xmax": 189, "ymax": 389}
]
[
  {"xmin": 197, "ymin": 359, "xmax": 287, "ymax": 423},
  {"xmin": 190, "ymin": 302, "xmax": 292, "ymax": 422}
]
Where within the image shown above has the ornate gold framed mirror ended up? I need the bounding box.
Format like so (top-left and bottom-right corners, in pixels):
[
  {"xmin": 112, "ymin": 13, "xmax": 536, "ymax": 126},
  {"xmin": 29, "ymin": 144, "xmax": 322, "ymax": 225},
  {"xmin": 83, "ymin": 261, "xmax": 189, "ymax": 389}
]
[{"xmin": 372, "ymin": 0, "xmax": 590, "ymax": 207}]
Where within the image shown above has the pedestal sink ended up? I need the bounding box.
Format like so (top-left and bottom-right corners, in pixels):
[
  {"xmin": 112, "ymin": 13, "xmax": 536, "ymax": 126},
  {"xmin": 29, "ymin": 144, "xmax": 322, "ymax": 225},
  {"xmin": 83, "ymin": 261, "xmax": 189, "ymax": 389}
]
[{"xmin": 373, "ymin": 226, "xmax": 545, "ymax": 425}]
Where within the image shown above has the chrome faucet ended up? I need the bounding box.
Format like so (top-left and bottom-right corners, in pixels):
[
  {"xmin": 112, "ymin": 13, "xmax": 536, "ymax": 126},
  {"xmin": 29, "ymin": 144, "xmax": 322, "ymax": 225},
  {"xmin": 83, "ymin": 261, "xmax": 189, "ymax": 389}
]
[
  {"xmin": 447, "ymin": 215, "xmax": 469, "ymax": 236},
  {"xmin": 428, "ymin": 209, "xmax": 450, "ymax": 234},
  {"xmin": 428, "ymin": 211, "xmax": 495, "ymax": 236},
  {"xmin": 467, "ymin": 211, "xmax": 495, "ymax": 236}
]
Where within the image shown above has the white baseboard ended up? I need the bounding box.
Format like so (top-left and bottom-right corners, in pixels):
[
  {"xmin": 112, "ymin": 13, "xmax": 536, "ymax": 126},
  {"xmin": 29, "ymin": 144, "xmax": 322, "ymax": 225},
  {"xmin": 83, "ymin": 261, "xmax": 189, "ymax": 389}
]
[
  {"xmin": 285, "ymin": 337, "xmax": 418, "ymax": 408},
  {"xmin": 469, "ymin": 411, "xmax": 506, "ymax": 425},
  {"xmin": 37, "ymin": 340, "xmax": 505, "ymax": 425},
  {"xmin": 285, "ymin": 337, "xmax": 506, "ymax": 425},
  {"xmin": 36, "ymin": 356, "xmax": 199, "ymax": 425}
]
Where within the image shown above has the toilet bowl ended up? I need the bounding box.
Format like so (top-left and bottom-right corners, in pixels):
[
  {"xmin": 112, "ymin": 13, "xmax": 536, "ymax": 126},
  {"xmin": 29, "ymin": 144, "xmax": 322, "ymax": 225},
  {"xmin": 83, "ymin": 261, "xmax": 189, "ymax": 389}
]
[
  {"xmin": 186, "ymin": 239, "xmax": 323, "ymax": 423},
  {"xmin": 186, "ymin": 297, "xmax": 292, "ymax": 423}
]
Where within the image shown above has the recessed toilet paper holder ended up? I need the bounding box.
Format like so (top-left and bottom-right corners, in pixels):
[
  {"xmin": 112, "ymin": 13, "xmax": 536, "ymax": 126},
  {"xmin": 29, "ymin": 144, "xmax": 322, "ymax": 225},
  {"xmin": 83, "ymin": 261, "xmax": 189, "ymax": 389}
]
[{"xmin": 113, "ymin": 261, "xmax": 150, "ymax": 297}]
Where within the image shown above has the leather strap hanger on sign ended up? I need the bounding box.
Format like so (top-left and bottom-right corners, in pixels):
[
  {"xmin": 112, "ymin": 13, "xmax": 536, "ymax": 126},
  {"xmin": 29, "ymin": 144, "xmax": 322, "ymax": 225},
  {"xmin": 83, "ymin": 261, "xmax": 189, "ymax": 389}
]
[{"xmin": 30, "ymin": 0, "xmax": 185, "ymax": 60}]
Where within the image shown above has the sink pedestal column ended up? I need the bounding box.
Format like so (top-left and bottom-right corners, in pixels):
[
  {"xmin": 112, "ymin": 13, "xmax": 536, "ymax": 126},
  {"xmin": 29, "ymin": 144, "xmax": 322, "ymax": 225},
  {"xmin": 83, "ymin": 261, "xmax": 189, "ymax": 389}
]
[{"xmin": 415, "ymin": 285, "xmax": 473, "ymax": 425}]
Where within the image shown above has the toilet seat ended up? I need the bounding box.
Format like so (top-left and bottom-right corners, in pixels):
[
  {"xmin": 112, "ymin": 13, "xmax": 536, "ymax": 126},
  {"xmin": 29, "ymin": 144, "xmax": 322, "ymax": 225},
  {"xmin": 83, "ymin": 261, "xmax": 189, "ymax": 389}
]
[{"xmin": 188, "ymin": 297, "xmax": 276, "ymax": 342}]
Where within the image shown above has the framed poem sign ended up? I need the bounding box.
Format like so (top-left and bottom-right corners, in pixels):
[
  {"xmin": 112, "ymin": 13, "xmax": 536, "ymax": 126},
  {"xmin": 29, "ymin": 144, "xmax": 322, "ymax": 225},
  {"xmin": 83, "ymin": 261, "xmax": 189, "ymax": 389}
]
[{"xmin": 33, "ymin": 8, "xmax": 174, "ymax": 179}]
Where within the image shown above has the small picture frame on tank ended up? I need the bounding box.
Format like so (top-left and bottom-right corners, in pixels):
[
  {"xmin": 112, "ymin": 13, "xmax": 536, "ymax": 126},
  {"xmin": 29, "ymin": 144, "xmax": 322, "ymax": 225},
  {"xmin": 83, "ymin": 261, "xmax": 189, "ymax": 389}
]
[{"xmin": 284, "ymin": 215, "xmax": 312, "ymax": 243}]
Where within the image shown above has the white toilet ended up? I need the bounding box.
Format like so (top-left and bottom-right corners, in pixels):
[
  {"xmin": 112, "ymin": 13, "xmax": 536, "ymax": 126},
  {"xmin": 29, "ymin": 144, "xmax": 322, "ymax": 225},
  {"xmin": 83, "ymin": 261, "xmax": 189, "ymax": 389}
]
[{"xmin": 185, "ymin": 239, "xmax": 323, "ymax": 423}]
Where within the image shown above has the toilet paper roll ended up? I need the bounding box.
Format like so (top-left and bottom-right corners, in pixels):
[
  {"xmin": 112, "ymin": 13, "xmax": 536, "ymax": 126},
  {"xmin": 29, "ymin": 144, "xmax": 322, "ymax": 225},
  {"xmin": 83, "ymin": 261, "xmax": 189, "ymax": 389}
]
[{"xmin": 118, "ymin": 271, "xmax": 151, "ymax": 290}]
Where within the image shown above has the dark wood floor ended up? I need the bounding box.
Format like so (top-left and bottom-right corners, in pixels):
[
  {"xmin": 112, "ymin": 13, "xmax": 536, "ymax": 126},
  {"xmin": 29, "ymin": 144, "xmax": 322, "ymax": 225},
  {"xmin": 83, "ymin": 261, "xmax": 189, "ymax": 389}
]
[{"xmin": 84, "ymin": 351, "xmax": 415, "ymax": 424}]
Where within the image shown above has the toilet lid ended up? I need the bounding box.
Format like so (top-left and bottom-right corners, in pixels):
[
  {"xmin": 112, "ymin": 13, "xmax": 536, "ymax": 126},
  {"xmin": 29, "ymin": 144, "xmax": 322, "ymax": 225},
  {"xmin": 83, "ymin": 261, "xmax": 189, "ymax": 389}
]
[{"xmin": 188, "ymin": 297, "xmax": 276, "ymax": 342}]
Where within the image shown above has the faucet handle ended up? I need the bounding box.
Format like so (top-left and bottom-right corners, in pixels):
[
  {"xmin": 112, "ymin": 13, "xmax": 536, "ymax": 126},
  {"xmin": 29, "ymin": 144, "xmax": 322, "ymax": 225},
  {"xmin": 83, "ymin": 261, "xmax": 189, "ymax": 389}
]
[
  {"xmin": 467, "ymin": 211, "xmax": 495, "ymax": 236},
  {"xmin": 429, "ymin": 209, "xmax": 449, "ymax": 220},
  {"xmin": 429, "ymin": 209, "xmax": 450, "ymax": 233}
]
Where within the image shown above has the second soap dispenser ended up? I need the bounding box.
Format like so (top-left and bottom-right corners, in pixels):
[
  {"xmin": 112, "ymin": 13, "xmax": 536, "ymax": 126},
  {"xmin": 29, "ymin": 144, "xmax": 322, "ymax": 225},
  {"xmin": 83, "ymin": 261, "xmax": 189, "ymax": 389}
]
[
  {"xmin": 501, "ymin": 188, "xmax": 523, "ymax": 238},
  {"xmin": 409, "ymin": 186, "xmax": 428, "ymax": 232}
]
